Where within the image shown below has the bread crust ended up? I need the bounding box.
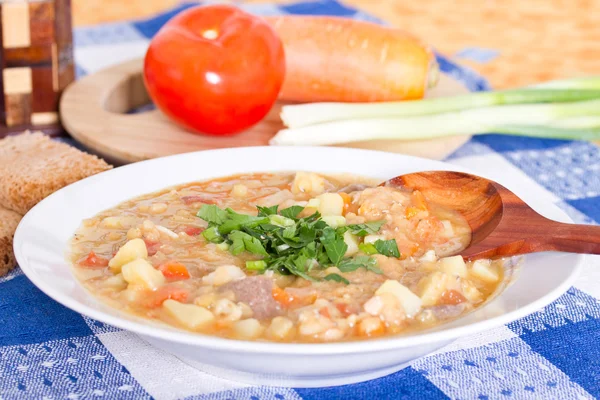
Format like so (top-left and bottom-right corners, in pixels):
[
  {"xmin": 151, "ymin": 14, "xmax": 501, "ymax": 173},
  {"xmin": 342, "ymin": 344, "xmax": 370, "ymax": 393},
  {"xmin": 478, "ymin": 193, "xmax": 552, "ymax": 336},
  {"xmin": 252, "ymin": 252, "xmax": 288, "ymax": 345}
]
[
  {"xmin": 0, "ymin": 132, "xmax": 112, "ymax": 215},
  {"xmin": 0, "ymin": 206, "xmax": 22, "ymax": 277}
]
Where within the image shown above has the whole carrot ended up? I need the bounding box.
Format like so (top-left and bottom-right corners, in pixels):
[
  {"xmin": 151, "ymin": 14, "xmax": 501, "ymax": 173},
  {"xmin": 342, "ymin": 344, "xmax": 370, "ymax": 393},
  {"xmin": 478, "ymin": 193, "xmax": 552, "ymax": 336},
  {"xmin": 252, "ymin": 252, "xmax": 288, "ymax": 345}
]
[{"xmin": 264, "ymin": 16, "xmax": 438, "ymax": 103}]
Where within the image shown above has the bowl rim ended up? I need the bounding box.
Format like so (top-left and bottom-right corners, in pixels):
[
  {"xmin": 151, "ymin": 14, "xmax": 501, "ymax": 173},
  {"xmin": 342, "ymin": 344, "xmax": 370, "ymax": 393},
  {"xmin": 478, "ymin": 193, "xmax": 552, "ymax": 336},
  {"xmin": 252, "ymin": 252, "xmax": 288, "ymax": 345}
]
[{"xmin": 14, "ymin": 146, "xmax": 584, "ymax": 355}]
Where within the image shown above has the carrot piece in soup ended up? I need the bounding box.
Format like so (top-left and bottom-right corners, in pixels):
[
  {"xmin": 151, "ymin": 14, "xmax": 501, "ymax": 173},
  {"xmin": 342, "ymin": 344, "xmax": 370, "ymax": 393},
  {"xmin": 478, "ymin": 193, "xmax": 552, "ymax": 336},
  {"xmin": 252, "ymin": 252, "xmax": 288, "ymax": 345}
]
[
  {"xmin": 145, "ymin": 286, "xmax": 189, "ymax": 308},
  {"xmin": 411, "ymin": 190, "xmax": 428, "ymax": 210},
  {"xmin": 272, "ymin": 286, "xmax": 294, "ymax": 308},
  {"xmin": 440, "ymin": 290, "xmax": 467, "ymax": 305},
  {"xmin": 339, "ymin": 192, "xmax": 355, "ymax": 215},
  {"xmin": 319, "ymin": 307, "xmax": 331, "ymax": 318},
  {"xmin": 159, "ymin": 261, "xmax": 191, "ymax": 280},
  {"xmin": 405, "ymin": 206, "xmax": 421, "ymax": 219},
  {"xmin": 272, "ymin": 287, "xmax": 316, "ymax": 309},
  {"xmin": 78, "ymin": 251, "xmax": 109, "ymax": 268},
  {"xmin": 335, "ymin": 302, "xmax": 358, "ymax": 316}
]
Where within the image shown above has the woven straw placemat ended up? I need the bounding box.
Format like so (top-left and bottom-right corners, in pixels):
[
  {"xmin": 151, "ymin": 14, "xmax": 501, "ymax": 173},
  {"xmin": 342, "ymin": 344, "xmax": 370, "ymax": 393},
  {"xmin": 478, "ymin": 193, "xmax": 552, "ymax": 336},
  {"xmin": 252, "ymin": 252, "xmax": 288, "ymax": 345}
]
[{"xmin": 72, "ymin": 0, "xmax": 600, "ymax": 89}]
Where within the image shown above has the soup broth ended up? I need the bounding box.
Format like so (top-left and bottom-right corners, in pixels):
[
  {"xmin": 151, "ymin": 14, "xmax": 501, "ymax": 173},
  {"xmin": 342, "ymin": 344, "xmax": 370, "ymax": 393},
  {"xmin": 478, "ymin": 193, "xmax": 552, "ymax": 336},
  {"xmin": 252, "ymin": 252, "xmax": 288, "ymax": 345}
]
[{"xmin": 70, "ymin": 172, "xmax": 503, "ymax": 342}]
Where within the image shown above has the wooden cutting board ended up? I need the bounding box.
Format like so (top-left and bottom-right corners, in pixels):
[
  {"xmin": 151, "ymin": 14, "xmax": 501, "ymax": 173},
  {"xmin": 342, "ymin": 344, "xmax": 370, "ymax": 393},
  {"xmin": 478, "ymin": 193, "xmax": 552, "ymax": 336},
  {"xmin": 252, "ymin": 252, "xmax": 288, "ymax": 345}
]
[{"xmin": 60, "ymin": 58, "xmax": 472, "ymax": 165}]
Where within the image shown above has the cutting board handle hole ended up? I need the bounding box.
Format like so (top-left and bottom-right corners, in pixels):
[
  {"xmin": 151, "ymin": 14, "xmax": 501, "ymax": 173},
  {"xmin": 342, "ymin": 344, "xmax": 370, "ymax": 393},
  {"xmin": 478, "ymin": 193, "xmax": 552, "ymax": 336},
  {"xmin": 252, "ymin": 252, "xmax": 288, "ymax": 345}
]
[{"xmin": 104, "ymin": 72, "xmax": 154, "ymax": 115}]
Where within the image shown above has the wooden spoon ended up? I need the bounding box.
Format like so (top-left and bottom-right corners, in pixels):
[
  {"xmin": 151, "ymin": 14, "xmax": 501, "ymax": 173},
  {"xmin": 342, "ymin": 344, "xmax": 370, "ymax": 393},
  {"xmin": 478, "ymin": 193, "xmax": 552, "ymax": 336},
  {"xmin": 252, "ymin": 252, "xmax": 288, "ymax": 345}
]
[{"xmin": 384, "ymin": 171, "xmax": 600, "ymax": 260}]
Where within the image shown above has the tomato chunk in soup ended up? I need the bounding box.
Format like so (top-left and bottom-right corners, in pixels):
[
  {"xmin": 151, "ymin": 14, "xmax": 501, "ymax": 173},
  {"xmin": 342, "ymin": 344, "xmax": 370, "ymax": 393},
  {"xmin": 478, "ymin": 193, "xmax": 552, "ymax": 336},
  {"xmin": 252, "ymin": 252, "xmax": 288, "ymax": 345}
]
[{"xmin": 70, "ymin": 172, "xmax": 504, "ymax": 342}]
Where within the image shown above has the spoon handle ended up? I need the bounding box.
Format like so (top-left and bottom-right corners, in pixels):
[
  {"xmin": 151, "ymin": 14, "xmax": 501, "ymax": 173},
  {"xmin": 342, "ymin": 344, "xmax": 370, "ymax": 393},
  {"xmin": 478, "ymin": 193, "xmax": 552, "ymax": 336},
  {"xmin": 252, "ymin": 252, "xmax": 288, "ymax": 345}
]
[
  {"xmin": 463, "ymin": 215, "xmax": 600, "ymax": 260},
  {"xmin": 542, "ymin": 220, "xmax": 600, "ymax": 255}
]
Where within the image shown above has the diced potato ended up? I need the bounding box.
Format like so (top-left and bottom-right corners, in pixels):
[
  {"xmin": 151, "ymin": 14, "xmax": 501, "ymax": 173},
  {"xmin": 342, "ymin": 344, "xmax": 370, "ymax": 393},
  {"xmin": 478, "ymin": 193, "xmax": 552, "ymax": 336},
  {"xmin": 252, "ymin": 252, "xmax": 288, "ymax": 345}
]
[
  {"xmin": 470, "ymin": 259, "xmax": 500, "ymax": 283},
  {"xmin": 419, "ymin": 250, "xmax": 437, "ymax": 263},
  {"xmin": 266, "ymin": 316, "xmax": 294, "ymax": 340},
  {"xmin": 213, "ymin": 298, "xmax": 243, "ymax": 322},
  {"xmin": 298, "ymin": 313, "xmax": 333, "ymax": 336},
  {"xmin": 358, "ymin": 317, "xmax": 384, "ymax": 336},
  {"xmin": 379, "ymin": 293, "xmax": 406, "ymax": 325},
  {"xmin": 194, "ymin": 292, "xmax": 217, "ymax": 307},
  {"xmin": 121, "ymin": 287, "xmax": 146, "ymax": 303},
  {"xmin": 317, "ymin": 193, "xmax": 344, "ymax": 216},
  {"xmin": 343, "ymin": 231, "xmax": 360, "ymax": 256},
  {"xmin": 376, "ymin": 279, "xmax": 422, "ymax": 317},
  {"xmin": 101, "ymin": 216, "xmax": 126, "ymax": 229},
  {"xmin": 440, "ymin": 255, "xmax": 467, "ymax": 278},
  {"xmin": 102, "ymin": 273, "xmax": 128, "ymax": 290},
  {"xmin": 461, "ymin": 280, "xmax": 483, "ymax": 303},
  {"xmin": 121, "ymin": 259, "xmax": 165, "ymax": 290},
  {"xmin": 440, "ymin": 220, "xmax": 454, "ymax": 237},
  {"xmin": 238, "ymin": 302, "xmax": 254, "ymax": 318},
  {"xmin": 291, "ymin": 172, "xmax": 326, "ymax": 196},
  {"xmin": 231, "ymin": 184, "xmax": 248, "ymax": 198},
  {"xmin": 150, "ymin": 202, "xmax": 168, "ymax": 214},
  {"xmin": 364, "ymin": 234, "xmax": 385, "ymax": 245},
  {"xmin": 417, "ymin": 272, "xmax": 454, "ymax": 306},
  {"xmin": 363, "ymin": 295, "xmax": 384, "ymax": 315},
  {"xmin": 163, "ymin": 299, "xmax": 215, "ymax": 330},
  {"xmin": 320, "ymin": 328, "xmax": 345, "ymax": 341},
  {"xmin": 322, "ymin": 216, "xmax": 346, "ymax": 228},
  {"xmin": 202, "ymin": 265, "xmax": 245, "ymax": 286},
  {"xmin": 306, "ymin": 198, "xmax": 321, "ymax": 208},
  {"xmin": 126, "ymin": 227, "xmax": 142, "ymax": 240},
  {"xmin": 109, "ymin": 238, "xmax": 148, "ymax": 273},
  {"xmin": 233, "ymin": 318, "xmax": 265, "ymax": 339}
]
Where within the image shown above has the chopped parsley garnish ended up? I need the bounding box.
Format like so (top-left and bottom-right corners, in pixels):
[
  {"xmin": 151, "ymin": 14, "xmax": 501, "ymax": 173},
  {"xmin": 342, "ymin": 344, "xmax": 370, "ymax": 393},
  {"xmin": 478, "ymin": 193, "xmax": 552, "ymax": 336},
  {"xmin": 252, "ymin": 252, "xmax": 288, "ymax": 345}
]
[
  {"xmin": 324, "ymin": 273, "xmax": 350, "ymax": 285},
  {"xmin": 374, "ymin": 239, "xmax": 401, "ymax": 258},
  {"xmin": 346, "ymin": 220, "xmax": 386, "ymax": 236},
  {"xmin": 196, "ymin": 204, "xmax": 400, "ymax": 283}
]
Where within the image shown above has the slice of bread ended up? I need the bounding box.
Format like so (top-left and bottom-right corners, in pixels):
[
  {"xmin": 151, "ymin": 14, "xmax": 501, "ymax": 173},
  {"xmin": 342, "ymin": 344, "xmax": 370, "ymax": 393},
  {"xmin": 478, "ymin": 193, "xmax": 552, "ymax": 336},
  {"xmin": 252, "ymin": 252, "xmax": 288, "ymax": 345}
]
[
  {"xmin": 0, "ymin": 206, "xmax": 22, "ymax": 277},
  {"xmin": 0, "ymin": 132, "xmax": 112, "ymax": 215}
]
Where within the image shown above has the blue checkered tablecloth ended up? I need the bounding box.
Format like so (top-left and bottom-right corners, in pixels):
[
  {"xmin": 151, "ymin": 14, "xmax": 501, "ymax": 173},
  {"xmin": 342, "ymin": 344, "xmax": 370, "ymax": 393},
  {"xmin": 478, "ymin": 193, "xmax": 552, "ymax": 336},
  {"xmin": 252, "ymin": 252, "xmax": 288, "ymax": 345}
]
[{"xmin": 2, "ymin": 1, "xmax": 600, "ymax": 399}]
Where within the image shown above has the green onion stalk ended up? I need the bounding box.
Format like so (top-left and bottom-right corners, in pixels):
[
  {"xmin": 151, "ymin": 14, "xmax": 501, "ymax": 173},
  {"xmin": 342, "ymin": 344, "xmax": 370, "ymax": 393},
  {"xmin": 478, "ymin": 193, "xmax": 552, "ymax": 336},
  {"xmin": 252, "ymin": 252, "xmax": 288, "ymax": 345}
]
[{"xmin": 271, "ymin": 77, "xmax": 600, "ymax": 146}]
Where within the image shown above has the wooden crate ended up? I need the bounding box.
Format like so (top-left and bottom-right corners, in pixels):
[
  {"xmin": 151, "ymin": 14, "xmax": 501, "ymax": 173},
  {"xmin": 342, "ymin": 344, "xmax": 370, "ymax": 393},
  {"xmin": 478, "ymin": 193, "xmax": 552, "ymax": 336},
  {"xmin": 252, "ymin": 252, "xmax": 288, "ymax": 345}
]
[{"xmin": 0, "ymin": 0, "xmax": 74, "ymax": 137}]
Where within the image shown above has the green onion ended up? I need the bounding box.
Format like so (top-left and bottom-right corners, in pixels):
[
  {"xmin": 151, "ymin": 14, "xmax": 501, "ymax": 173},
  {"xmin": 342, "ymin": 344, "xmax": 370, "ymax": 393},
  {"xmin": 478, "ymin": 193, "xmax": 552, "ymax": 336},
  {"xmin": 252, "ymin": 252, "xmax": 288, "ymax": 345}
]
[
  {"xmin": 269, "ymin": 214, "xmax": 295, "ymax": 227},
  {"xmin": 270, "ymin": 77, "xmax": 600, "ymax": 145},
  {"xmin": 280, "ymin": 88, "xmax": 600, "ymax": 129},
  {"xmin": 270, "ymin": 98, "xmax": 600, "ymax": 146},
  {"xmin": 359, "ymin": 243, "xmax": 378, "ymax": 255},
  {"xmin": 246, "ymin": 260, "xmax": 267, "ymax": 271},
  {"xmin": 216, "ymin": 242, "xmax": 230, "ymax": 251}
]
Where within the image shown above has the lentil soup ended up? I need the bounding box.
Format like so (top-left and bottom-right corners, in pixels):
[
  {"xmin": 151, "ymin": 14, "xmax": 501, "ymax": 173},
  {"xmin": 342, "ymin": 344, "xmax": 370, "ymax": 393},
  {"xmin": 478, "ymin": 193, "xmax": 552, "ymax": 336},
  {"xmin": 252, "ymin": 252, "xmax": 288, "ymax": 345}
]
[{"xmin": 70, "ymin": 172, "xmax": 504, "ymax": 343}]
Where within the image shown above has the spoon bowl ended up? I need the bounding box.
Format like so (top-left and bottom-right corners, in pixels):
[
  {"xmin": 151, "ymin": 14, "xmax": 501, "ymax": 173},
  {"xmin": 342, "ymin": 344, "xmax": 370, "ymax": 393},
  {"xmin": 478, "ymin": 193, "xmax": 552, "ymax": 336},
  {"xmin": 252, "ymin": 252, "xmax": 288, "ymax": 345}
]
[{"xmin": 385, "ymin": 171, "xmax": 600, "ymax": 260}]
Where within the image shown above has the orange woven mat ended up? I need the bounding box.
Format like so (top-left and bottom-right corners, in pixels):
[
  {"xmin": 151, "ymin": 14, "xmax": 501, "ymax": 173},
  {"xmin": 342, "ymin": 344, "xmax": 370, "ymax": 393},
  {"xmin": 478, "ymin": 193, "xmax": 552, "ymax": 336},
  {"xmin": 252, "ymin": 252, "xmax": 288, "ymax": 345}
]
[{"xmin": 72, "ymin": 0, "xmax": 600, "ymax": 89}]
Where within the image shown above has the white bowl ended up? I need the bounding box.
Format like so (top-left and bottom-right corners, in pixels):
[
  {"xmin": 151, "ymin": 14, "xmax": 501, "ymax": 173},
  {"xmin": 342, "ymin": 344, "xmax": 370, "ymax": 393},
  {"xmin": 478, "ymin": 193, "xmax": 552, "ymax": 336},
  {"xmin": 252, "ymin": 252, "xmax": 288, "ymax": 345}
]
[{"xmin": 14, "ymin": 147, "xmax": 583, "ymax": 388}]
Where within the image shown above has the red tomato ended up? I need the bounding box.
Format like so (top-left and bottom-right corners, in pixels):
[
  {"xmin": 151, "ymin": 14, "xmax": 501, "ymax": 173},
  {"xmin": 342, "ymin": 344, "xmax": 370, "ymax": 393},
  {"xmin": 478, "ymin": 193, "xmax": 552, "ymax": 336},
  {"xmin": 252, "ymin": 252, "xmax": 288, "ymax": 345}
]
[
  {"xmin": 182, "ymin": 226, "xmax": 204, "ymax": 236},
  {"xmin": 143, "ymin": 4, "xmax": 286, "ymax": 135}
]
